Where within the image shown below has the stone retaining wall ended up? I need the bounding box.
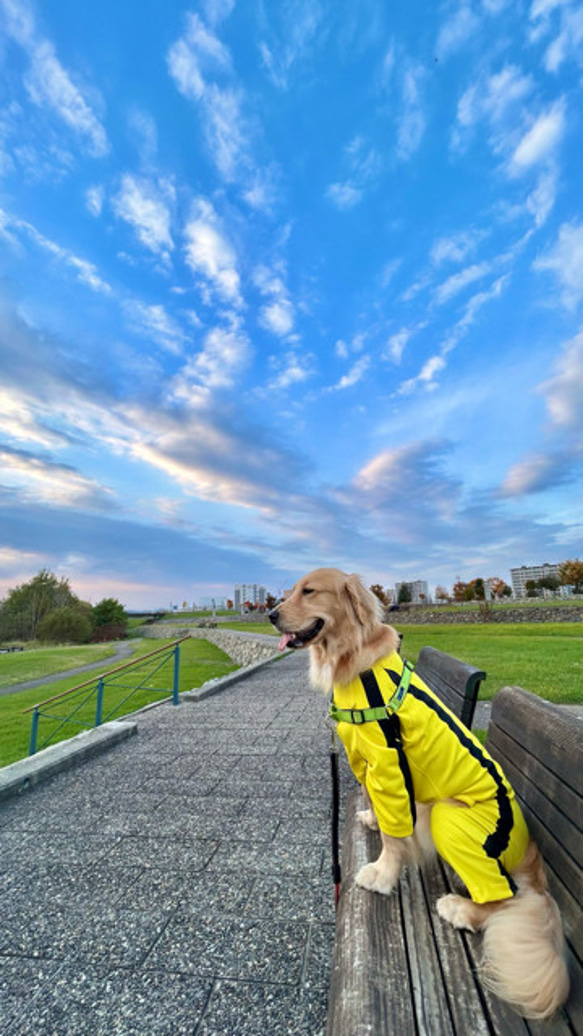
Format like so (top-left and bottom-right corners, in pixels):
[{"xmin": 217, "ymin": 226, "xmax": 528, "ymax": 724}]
[
  {"xmin": 142, "ymin": 626, "xmax": 279, "ymax": 666},
  {"xmin": 390, "ymin": 605, "xmax": 583, "ymax": 625}
]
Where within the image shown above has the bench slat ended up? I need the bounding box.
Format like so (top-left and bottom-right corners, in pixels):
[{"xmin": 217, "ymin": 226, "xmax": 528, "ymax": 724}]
[
  {"xmin": 490, "ymin": 686, "xmax": 583, "ymax": 796},
  {"xmin": 487, "ymin": 725, "xmax": 582, "ymax": 859},
  {"xmin": 327, "ymin": 792, "xmax": 419, "ymax": 1036}
]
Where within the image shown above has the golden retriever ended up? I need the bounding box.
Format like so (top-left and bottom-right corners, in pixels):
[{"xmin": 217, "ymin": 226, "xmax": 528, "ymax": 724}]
[{"xmin": 270, "ymin": 567, "xmax": 569, "ymax": 1020}]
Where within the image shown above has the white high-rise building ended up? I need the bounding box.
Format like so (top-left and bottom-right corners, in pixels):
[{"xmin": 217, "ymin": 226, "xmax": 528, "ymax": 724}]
[
  {"xmin": 510, "ymin": 563, "xmax": 561, "ymax": 599},
  {"xmin": 394, "ymin": 580, "xmax": 431, "ymax": 604},
  {"xmin": 234, "ymin": 584, "xmax": 267, "ymax": 608}
]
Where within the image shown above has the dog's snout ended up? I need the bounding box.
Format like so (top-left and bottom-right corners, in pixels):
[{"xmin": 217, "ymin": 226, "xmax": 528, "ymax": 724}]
[{"xmin": 269, "ymin": 608, "xmax": 280, "ymax": 626}]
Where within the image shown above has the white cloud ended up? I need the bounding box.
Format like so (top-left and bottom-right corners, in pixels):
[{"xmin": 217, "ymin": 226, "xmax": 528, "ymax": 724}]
[
  {"xmin": 184, "ymin": 197, "xmax": 242, "ymax": 306},
  {"xmin": 327, "ymin": 356, "xmax": 371, "ymax": 392},
  {"xmin": 0, "ymin": 206, "xmax": 111, "ymax": 294},
  {"xmin": 435, "ymin": 261, "xmax": 492, "ymax": 305},
  {"xmin": 0, "ymin": 445, "xmax": 114, "ymax": 510},
  {"xmin": 397, "ymin": 65, "xmax": 426, "ymax": 161},
  {"xmin": 453, "ymin": 65, "xmax": 534, "ymax": 155},
  {"xmin": 112, "ymin": 174, "xmax": 174, "ymax": 259},
  {"xmin": 254, "ymin": 264, "xmax": 295, "ymax": 337},
  {"xmin": 326, "ymin": 182, "xmax": 363, "ymax": 210},
  {"xmin": 436, "ymin": 2, "xmax": 481, "ymax": 58},
  {"xmin": 508, "ymin": 99, "xmax": 565, "ymax": 174},
  {"xmin": 430, "ymin": 229, "xmax": 486, "ymax": 265},
  {"xmin": 534, "ymin": 221, "xmax": 583, "ymax": 310},
  {"xmin": 124, "ymin": 301, "xmax": 186, "ymax": 355},
  {"xmin": 267, "ymin": 351, "xmax": 315, "ymax": 391},
  {"xmin": 85, "ymin": 184, "xmax": 104, "ymax": 217},
  {"xmin": 526, "ymin": 170, "xmax": 557, "ymax": 227},
  {"xmin": 384, "ymin": 328, "xmax": 413, "ymax": 364},
  {"xmin": 539, "ymin": 330, "xmax": 583, "ymax": 428},
  {"xmin": 2, "ymin": 0, "xmax": 108, "ymax": 156}
]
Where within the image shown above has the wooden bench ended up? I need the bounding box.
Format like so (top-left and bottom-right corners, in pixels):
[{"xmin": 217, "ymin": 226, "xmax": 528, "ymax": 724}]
[
  {"xmin": 415, "ymin": 645, "xmax": 486, "ymax": 729},
  {"xmin": 326, "ymin": 686, "xmax": 583, "ymax": 1036}
]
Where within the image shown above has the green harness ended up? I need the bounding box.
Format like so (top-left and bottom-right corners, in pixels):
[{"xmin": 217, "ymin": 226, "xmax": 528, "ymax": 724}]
[{"xmin": 328, "ymin": 660, "xmax": 414, "ymax": 724}]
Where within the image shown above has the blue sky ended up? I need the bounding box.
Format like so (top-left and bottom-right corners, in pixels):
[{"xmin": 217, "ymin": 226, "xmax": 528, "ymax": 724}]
[{"xmin": 0, "ymin": 0, "xmax": 582, "ymax": 608}]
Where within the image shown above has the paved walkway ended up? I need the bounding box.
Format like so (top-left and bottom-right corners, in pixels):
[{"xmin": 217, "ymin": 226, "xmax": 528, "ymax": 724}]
[{"xmin": 0, "ymin": 651, "xmax": 349, "ymax": 1035}]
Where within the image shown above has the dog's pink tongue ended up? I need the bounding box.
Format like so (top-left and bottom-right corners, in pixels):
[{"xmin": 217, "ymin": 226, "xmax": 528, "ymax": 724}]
[{"xmin": 278, "ymin": 632, "xmax": 293, "ymax": 650}]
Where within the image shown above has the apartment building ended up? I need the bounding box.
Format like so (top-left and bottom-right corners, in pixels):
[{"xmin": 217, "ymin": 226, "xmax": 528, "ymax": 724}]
[
  {"xmin": 394, "ymin": 580, "xmax": 431, "ymax": 604},
  {"xmin": 234, "ymin": 584, "xmax": 267, "ymax": 608},
  {"xmin": 510, "ymin": 563, "xmax": 562, "ymax": 598}
]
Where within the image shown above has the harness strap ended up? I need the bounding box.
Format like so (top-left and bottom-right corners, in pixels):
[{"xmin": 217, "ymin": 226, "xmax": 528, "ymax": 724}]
[{"xmin": 329, "ymin": 660, "xmax": 414, "ymax": 725}]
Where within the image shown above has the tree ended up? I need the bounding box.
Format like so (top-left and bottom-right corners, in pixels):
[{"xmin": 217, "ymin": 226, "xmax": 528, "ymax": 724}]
[
  {"xmin": 397, "ymin": 583, "xmax": 412, "ymax": 604},
  {"xmin": 559, "ymin": 559, "xmax": 583, "ymax": 594},
  {"xmin": 91, "ymin": 598, "xmax": 127, "ymax": 642},
  {"xmin": 435, "ymin": 585, "xmax": 450, "ymax": 603},
  {"xmin": 489, "ymin": 578, "xmax": 510, "ymax": 599},
  {"xmin": 226, "ymin": 599, "xmax": 234, "ymax": 610},
  {"xmin": 370, "ymin": 584, "xmax": 389, "ymax": 606},
  {"xmin": 265, "ymin": 593, "xmax": 277, "ymax": 610},
  {"xmin": 538, "ymin": 576, "xmax": 559, "ymax": 594},
  {"xmin": 38, "ymin": 607, "xmax": 92, "ymax": 644},
  {"xmin": 0, "ymin": 569, "xmax": 82, "ymax": 641},
  {"xmin": 452, "ymin": 581, "xmax": 468, "ymax": 602},
  {"xmin": 525, "ymin": 579, "xmax": 538, "ymax": 598}
]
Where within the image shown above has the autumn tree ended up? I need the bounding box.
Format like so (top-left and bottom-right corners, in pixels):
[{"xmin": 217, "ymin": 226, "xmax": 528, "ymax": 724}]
[
  {"xmin": 559, "ymin": 558, "xmax": 583, "ymax": 594},
  {"xmin": 435, "ymin": 585, "xmax": 450, "ymax": 603},
  {"xmin": 370, "ymin": 584, "xmax": 389, "ymax": 606},
  {"xmin": 452, "ymin": 581, "xmax": 467, "ymax": 602}
]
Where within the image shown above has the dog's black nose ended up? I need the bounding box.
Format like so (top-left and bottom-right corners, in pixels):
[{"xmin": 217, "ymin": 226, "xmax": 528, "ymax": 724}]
[{"xmin": 268, "ymin": 609, "xmax": 279, "ymax": 626}]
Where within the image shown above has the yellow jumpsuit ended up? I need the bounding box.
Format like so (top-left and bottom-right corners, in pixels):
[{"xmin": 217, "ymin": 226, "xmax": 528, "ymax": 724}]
[{"xmin": 333, "ymin": 651, "xmax": 529, "ymax": 903}]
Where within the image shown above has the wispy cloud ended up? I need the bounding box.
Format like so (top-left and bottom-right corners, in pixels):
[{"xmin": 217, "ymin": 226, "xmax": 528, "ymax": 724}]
[
  {"xmin": 0, "ymin": 444, "xmax": 115, "ymax": 510},
  {"xmin": 327, "ymin": 136, "xmax": 382, "ymax": 210},
  {"xmin": 254, "ymin": 264, "xmax": 295, "ymax": 337},
  {"xmin": 1, "ymin": 0, "xmax": 108, "ymax": 157},
  {"xmin": 434, "ymin": 261, "xmax": 492, "ymax": 305},
  {"xmin": 508, "ymin": 98, "xmax": 566, "ymax": 174},
  {"xmin": 183, "ymin": 197, "xmax": 242, "ymax": 307},
  {"xmin": 534, "ymin": 221, "xmax": 583, "ymax": 310},
  {"xmin": 112, "ymin": 174, "xmax": 175, "ymax": 260},
  {"xmin": 436, "ymin": 2, "xmax": 481, "ymax": 59},
  {"xmin": 0, "ymin": 206, "xmax": 111, "ymax": 294},
  {"xmin": 397, "ymin": 64, "xmax": 426, "ymax": 161},
  {"xmin": 123, "ymin": 301, "xmax": 186, "ymax": 355},
  {"xmin": 327, "ymin": 355, "xmax": 371, "ymax": 392}
]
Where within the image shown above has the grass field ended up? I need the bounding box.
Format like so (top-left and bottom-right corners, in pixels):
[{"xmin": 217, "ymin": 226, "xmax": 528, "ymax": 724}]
[
  {"xmin": 223, "ymin": 620, "xmax": 583, "ymax": 704},
  {"xmin": 0, "ymin": 637, "xmax": 237, "ymax": 768}
]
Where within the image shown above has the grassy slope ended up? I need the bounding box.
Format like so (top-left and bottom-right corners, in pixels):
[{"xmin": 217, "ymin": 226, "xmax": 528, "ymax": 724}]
[
  {"xmin": 0, "ymin": 638, "xmax": 237, "ymax": 768},
  {"xmin": 0, "ymin": 643, "xmax": 121, "ymax": 687}
]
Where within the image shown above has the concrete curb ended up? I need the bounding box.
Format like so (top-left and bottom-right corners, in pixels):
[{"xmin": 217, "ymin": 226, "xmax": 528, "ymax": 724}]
[
  {"xmin": 0, "ymin": 720, "xmax": 137, "ymax": 802},
  {"xmin": 182, "ymin": 649, "xmax": 290, "ymax": 703}
]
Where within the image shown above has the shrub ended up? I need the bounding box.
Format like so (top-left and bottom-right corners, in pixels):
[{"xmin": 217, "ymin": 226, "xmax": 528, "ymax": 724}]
[
  {"xmin": 37, "ymin": 607, "xmax": 93, "ymax": 645},
  {"xmin": 91, "ymin": 621, "xmax": 127, "ymax": 642}
]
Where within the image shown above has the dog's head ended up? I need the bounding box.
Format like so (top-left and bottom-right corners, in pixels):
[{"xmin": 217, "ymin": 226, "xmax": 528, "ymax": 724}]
[{"xmin": 269, "ymin": 567, "xmax": 383, "ymax": 651}]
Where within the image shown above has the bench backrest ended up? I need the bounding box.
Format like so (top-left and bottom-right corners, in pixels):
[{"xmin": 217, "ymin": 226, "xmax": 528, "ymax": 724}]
[
  {"xmin": 486, "ymin": 686, "xmax": 583, "ymax": 1025},
  {"xmin": 415, "ymin": 645, "xmax": 485, "ymax": 728}
]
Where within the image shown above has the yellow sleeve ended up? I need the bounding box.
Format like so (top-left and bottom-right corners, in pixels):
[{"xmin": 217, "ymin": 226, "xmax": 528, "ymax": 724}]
[{"xmin": 366, "ymin": 746, "xmax": 416, "ymax": 838}]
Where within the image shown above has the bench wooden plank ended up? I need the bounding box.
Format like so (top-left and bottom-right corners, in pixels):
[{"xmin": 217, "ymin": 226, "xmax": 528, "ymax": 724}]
[
  {"xmin": 488, "ymin": 686, "xmax": 583, "ymax": 797},
  {"xmin": 327, "ymin": 791, "xmax": 418, "ymax": 1036},
  {"xmin": 416, "ymin": 646, "xmax": 485, "ymax": 729}
]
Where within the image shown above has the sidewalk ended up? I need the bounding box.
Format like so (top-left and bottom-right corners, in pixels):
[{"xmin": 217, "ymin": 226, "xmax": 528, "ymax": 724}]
[{"xmin": 0, "ymin": 651, "xmax": 345, "ymax": 1035}]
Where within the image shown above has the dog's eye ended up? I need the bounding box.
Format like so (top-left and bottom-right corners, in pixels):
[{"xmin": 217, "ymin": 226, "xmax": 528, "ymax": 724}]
[{"xmin": 302, "ymin": 587, "xmax": 315, "ymax": 596}]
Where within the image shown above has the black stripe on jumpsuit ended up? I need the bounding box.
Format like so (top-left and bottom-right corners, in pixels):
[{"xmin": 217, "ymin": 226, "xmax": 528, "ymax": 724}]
[
  {"xmin": 407, "ymin": 682, "xmax": 517, "ymax": 895},
  {"xmin": 360, "ymin": 669, "xmax": 417, "ymax": 828}
]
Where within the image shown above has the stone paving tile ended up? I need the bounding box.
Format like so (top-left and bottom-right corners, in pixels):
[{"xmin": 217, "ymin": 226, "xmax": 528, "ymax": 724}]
[
  {"xmin": 13, "ymin": 966, "xmax": 212, "ymax": 1036},
  {"xmin": 210, "ymin": 840, "xmax": 325, "ymax": 877},
  {"xmin": 244, "ymin": 874, "xmax": 335, "ymax": 923},
  {"xmin": 101, "ymin": 833, "xmax": 219, "ymax": 871},
  {"xmin": 119, "ymin": 868, "xmax": 254, "ymax": 914},
  {"xmin": 197, "ymin": 979, "xmax": 327, "ymax": 1036},
  {"xmin": 144, "ymin": 912, "xmax": 309, "ymax": 983},
  {"xmin": 0, "ymin": 862, "xmax": 144, "ymax": 912},
  {"xmin": 0, "ymin": 958, "xmax": 63, "ymax": 1035}
]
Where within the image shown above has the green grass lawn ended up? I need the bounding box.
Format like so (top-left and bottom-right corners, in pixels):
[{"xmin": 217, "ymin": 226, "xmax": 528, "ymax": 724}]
[
  {"xmin": 395, "ymin": 622, "xmax": 583, "ymax": 704},
  {"xmin": 0, "ymin": 642, "xmax": 122, "ymax": 688},
  {"xmin": 0, "ymin": 637, "xmax": 237, "ymax": 768},
  {"xmin": 221, "ymin": 622, "xmax": 277, "ymax": 635}
]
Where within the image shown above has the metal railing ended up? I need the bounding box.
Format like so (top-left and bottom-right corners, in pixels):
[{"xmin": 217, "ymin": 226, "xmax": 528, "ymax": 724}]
[{"xmin": 24, "ymin": 636, "xmax": 190, "ymax": 756}]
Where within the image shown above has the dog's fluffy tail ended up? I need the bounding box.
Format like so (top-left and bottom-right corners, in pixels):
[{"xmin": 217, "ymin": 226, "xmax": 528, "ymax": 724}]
[{"xmin": 480, "ymin": 845, "xmax": 570, "ymax": 1019}]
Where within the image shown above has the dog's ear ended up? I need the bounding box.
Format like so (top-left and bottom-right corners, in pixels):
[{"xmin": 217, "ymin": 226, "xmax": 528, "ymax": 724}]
[{"xmin": 345, "ymin": 573, "xmax": 380, "ymax": 627}]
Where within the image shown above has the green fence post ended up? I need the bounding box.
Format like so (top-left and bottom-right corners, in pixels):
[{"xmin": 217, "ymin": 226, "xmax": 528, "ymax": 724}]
[
  {"xmin": 173, "ymin": 644, "xmax": 180, "ymax": 705},
  {"xmin": 95, "ymin": 678, "xmax": 105, "ymax": 726},
  {"xmin": 28, "ymin": 709, "xmax": 40, "ymax": 756}
]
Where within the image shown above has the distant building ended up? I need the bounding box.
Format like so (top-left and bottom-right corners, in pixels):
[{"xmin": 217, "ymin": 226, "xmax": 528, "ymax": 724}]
[
  {"xmin": 394, "ymin": 580, "xmax": 431, "ymax": 604},
  {"xmin": 510, "ymin": 563, "xmax": 565, "ymax": 599},
  {"xmin": 234, "ymin": 584, "xmax": 267, "ymax": 608}
]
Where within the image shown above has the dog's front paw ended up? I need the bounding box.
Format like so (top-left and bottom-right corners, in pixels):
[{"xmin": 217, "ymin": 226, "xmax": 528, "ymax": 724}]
[
  {"xmin": 355, "ymin": 862, "xmax": 396, "ymax": 896},
  {"xmin": 436, "ymin": 893, "xmax": 477, "ymax": 932},
  {"xmin": 357, "ymin": 809, "xmax": 379, "ymax": 831}
]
